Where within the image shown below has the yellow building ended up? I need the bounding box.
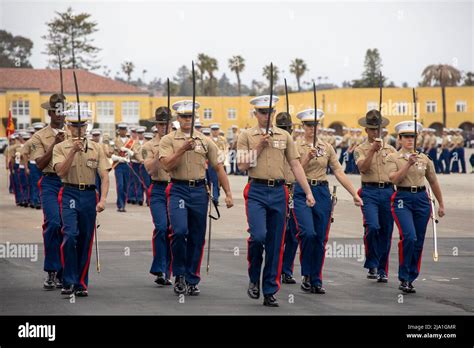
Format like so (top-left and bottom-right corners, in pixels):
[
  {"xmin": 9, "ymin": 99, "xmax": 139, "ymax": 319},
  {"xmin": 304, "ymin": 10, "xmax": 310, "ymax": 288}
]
[{"xmin": 1, "ymin": 68, "xmax": 473, "ymax": 137}]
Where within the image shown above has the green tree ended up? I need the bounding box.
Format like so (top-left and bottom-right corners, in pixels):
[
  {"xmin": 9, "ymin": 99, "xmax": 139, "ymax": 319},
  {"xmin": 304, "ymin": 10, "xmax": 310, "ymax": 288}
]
[
  {"xmin": 0, "ymin": 30, "xmax": 33, "ymax": 68},
  {"xmin": 228, "ymin": 55, "xmax": 245, "ymax": 95},
  {"xmin": 352, "ymin": 48, "xmax": 386, "ymax": 87},
  {"xmin": 421, "ymin": 64, "xmax": 461, "ymax": 126},
  {"xmin": 289, "ymin": 58, "xmax": 307, "ymax": 91},
  {"xmin": 262, "ymin": 64, "xmax": 279, "ymax": 93},
  {"xmin": 42, "ymin": 7, "xmax": 100, "ymax": 70},
  {"xmin": 205, "ymin": 56, "xmax": 219, "ymax": 96},
  {"xmin": 121, "ymin": 61, "xmax": 135, "ymax": 83},
  {"xmin": 174, "ymin": 65, "xmax": 193, "ymax": 96},
  {"xmin": 463, "ymin": 71, "xmax": 474, "ymax": 86}
]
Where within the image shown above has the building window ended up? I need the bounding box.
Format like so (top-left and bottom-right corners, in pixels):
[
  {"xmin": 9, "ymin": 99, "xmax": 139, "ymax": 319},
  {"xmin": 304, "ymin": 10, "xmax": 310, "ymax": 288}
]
[
  {"xmin": 367, "ymin": 101, "xmax": 378, "ymax": 111},
  {"xmin": 227, "ymin": 108, "xmax": 237, "ymax": 120},
  {"xmin": 333, "ymin": 103, "xmax": 337, "ymax": 113},
  {"xmin": 100, "ymin": 123, "xmax": 116, "ymax": 138},
  {"xmin": 11, "ymin": 100, "xmax": 30, "ymax": 129},
  {"xmin": 203, "ymin": 108, "xmax": 213, "ymax": 120},
  {"xmin": 97, "ymin": 101, "xmax": 115, "ymax": 123},
  {"xmin": 456, "ymin": 101, "xmax": 466, "ymax": 112},
  {"xmin": 426, "ymin": 101, "xmax": 437, "ymax": 113},
  {"xmin": 121, "ymin": 101, "xmax": 139, "ymax": 124},
  {"xmin": 396, "ymin": 102, "xmax": 408, "ymax": 115}
]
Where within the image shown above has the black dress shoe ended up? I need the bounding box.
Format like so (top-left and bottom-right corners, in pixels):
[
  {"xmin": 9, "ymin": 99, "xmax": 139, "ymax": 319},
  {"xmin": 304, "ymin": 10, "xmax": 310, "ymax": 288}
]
[
  {"xmin": 35, "ymin": 204, "xmax": 42, "ymax": 210},
  {"xmin": 263, "ymin": 295, "xmax": 279, "ymax": 307},
  {"xmin": 301, "ymin": 276, "xmax": 311, "ymax": 293},
  {"xmin": 54, "ymin": 275, "xmax": 63, "ymax": 288},
  {"xmin": 75, "ymin": 288, "xmax": 88, "ymax": 297},
  {"xmin": 187, "ymin": 284, "xmax": 200, "ymax": 296},
  {"xmin": 127, "ymin": 200, "xmax": 131, "ymax": 204},
  {"xmin": 399, "ymin": 281, "xmax": 410, "ymax": 293},
  {"xmin": 281, "ymin": 273, "xmax": 296, "ymax": 284},
  {"xmin": 247, "ymin": 282, "xmax": 260, "ymax": 299},
  {"xmin": 173, "ymin": 276, "xmax": 187, "ymax": 295},
  {"xmin": 367, "ymin": 268, "xmax": 378, "ymax": 279},
  {"xmin": 311, "ymin": 285, "xmax": 326, "ymax": 294},
  {"xmin": 377, "ymin": 274, "xmax": 388, "ymax": 283},
  {"xmin": 130, "ymin": 201, "xmax": 136, "ymax": 205},
  {"xmin": 154, "ymin": 273, "xmax": 167, "ymax": 286},
  {"xmin": 61, "ymin": 285, "xmax": 74, "ymax": 295},
  {"xmin": 138, "ymin": 201, "xmax": 143, "ymax": 206},
  {"xmin": 43, "ymin": 272, "xmax": 56, "ymax": 290},
  {"xmin": 408, "ymin": 282, "xmax": 416, "ymax": 293}
]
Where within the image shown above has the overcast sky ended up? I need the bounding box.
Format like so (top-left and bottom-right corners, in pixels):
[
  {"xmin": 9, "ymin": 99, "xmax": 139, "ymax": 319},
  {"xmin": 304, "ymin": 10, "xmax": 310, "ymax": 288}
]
[{"xmin": 1, "ymin": 0, "xmax": 472, "ymax": 89}]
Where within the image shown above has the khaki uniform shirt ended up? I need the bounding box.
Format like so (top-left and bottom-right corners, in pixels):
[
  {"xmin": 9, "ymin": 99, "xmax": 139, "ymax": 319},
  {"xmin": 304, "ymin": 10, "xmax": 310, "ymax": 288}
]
[
  {"xmin": 52, "ymin": 139, "xmax": 111, "ymax": 185},
  {"xmin": 143, "ymin": 136, "xmax": 170, "ymax": 182},
  {"xmin": 297, "ymin": 138, "xmax": 341, "ymax": 181},
  {"xmin": 31, "ymin": 125, "xmax": 65, "ymax": 173},
  {"xmin": 113, "ymin": 136, "xmax": 143, "ymax": 162},
  {"xmin": 441, "ymin": 135, "xmax": 450, "ymax": 149},
  {"xmin": 237, "ymin": 125, "xmax": 299, "ymax": 180},
  {"xmin": 354, "ymin": 140, "xmax": 397, "ymax": 183},
  {"xmin": 159, "ymin": 129, "xmax": 219, "ymax": 180},
  {"xmin": 340, "ymin": 134, "xmax": 351, "ymax": 148},
  {"xmin": 386, "ymin": 149, "xmax": 436, "ymax": 187}
]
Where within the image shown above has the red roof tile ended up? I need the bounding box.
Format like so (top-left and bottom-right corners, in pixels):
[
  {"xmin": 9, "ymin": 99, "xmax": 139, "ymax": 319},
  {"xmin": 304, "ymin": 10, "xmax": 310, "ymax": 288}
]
[{"xmin": 0, "ymin": 68, "xmax": 147, "ymax": 95}]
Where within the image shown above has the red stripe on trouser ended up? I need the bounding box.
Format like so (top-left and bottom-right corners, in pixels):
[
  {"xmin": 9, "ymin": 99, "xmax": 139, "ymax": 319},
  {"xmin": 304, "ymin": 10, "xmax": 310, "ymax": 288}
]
[
  {"xmin": 38, "ymin": 176, "xmax": 46, "ymax": 260},
  {"xmin": 243, "ymin": 182, "xmax": 251, "ymax": 272},
  {"xmin": 275, "ymin": 185, "xmax": 289, "ymax": 291},
  {"xmin": 148, "ymin": 184, "xmax": 155, "ymax": 257},
  {"xmin": 194, "ymin": 186, "xmax": 208, "ymax": 278},
  {"xmin": 291, "ymin": 209, "xmax": 304, "ymax": 270},
  {"xmin": 319, "ymin": 196, "xmax": 334, "ymax": 281},
  {"xmin": 357, "ymin": 188, "xmax": 369, "ymax": 258},
  {"xmin": 58, "ymin": 187, "xmax": 65, "ymax": 268},
  {"xmin": 390, "ymin": 191, "xmax": 405, "ymax": 268},
  {"xmin": 417, "ymin": 191, "xmax": 432, "ymax": 274},
  {"xmin": 165, "ymin": 183, "xmax": 174, "ymax": 277},
  {"xmin": 79, "ymin": 191, "xmax": 99, "ymax": 290}
]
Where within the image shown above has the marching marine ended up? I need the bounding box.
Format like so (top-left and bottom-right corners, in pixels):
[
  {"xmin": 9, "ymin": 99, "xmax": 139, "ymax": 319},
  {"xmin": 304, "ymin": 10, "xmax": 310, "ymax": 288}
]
[{"xmin": 53, "ymin": 107, "xmax": 111, "ymax": 297}]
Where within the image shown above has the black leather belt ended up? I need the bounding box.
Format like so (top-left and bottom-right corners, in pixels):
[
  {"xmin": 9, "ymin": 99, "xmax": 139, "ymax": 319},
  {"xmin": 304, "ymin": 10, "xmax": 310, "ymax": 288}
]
[
  {"xmin": 151, "ymin": 180, "xmax": 169, "ymax": 186},
  {"xmin": 362, "ymin": 182, "xmax": 393, "ymax": 189},
  {"xmin": 397, "ymin": 186, "xmax": 426, "ymax": 193},
  {"xmin": 63, "ymin": 183, "xmax": 96, "ymax": 191},
  {"xmin": 43, "ymin": 172, "xmax": 58, "ymax": 177},
  {"xmin": 307, "ymin": 179, "xmax": 328, "ymax": 186},
  {"xmin": 250, "ymin": 178, "xmax": 285, "ymax": 187},
  {"xmin": 170, "ymin": 178, "xmax": 206, "ymax": 187}
]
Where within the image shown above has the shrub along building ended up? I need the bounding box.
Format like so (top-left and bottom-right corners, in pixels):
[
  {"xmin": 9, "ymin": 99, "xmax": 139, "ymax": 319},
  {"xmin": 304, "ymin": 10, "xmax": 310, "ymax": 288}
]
[{"xmin": 1, "ymin": 68, "xmax": 472, "ymax": 138}]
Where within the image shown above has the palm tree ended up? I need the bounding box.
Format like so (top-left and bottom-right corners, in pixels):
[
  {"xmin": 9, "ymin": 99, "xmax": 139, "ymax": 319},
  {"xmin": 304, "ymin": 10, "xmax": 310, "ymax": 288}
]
[
  {"xmin": 289, "ymin": 58, "xmax": 308, "ymax": 91},
  {"xmin": 196, "ymin": 53, "xmax": 209, "ymax": 95},
  {"xmin": 262, "ymin": 64, "xmax": 279, "ymax": 93},
  {"xmin": 228, "ymin": 55, "xmax": 245, "ymax": 95},
  {"xmin": 121, "ymin": 61, "xmax": 135, "ymax": 83},
  {"xmin": 421, "ymin": 64, "xmax": 461, "ymax": 127},
  {"xmin": 205, "ymin": 56, "xmax": 219, "ymax": 96}
]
